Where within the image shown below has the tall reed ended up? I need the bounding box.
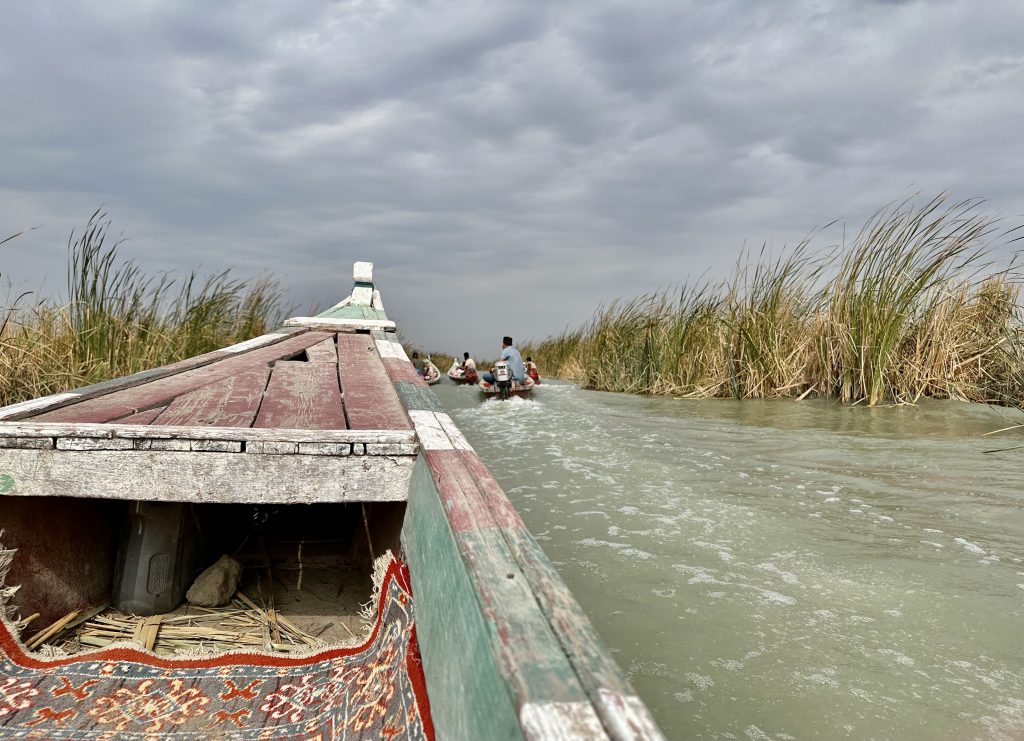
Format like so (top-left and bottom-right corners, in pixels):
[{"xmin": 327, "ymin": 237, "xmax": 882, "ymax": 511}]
[
  {"xmin": 524, "ymin": 196, "xmax": 1024, "ymax": 406},
  {"xmin": 1, "ymin": 212, "xmax": 286, "ymax": 406}
]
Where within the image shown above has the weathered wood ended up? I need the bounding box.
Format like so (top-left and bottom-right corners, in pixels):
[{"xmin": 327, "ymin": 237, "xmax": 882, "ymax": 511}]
[
  {"xmin": 303, "ymin": 337, "xmax": 338, "ymax": 364},
  {"xmin": 114, "ymin": 406, "xmax": 167, "ymax": 425},
  {"xmin": 29, "ymin": 332, "xmax": 331, "ymax": 424},
  {"xmin": 0, "ymin": 438, "xmax": 53, "ymax": 450},
  {"xmin": 297, "ymin": 442, "xmax": 353, "ymax": 457},
  {"xmin": 56, "ymin": 438, "xmax": 134, "ymax": 451},
  {"xmin": 458, "ymin": 452, "xmax": 665, "ymax": 739},
  {"xmin": 152, "ymin": 368, "xmax": 269, "ymax": 427},
  {"xmin": 336, "ymin": 333, "xmax": 411, "ymax": 430},
  {"xmin": 284, "ymin": 316, "xmax": 396, "ymax": 332},
  {"xmin": 0, "ymin": 448, "xmax": 414, "ymax": 503},
  {"xmin": 0, "ymin": 422, "xmax": 414, "ymax": 445},
  {"xmin": 402, "ymin": 456, "xmax": 526, "ymax": 741},
  {"xmin": 0, "ymin": 328, "xmax": 306, "ymax": 421},
  {"xmin": 420, "ymin": 448, "xmax": 608, "ymax": 739},
  {"xmin": 254, "ymin": 361, "xmax": 346, "ymax": 430}
]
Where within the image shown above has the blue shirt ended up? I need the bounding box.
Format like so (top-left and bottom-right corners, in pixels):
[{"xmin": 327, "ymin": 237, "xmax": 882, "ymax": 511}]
[{"xmin": 501, "ymin": 345, "xmax": 526, "ymax": 382}]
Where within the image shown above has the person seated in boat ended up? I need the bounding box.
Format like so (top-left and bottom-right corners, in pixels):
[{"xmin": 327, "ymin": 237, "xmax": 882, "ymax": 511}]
[
  {"xmin": 482, "ymin": 336, "xmax": 525, "ymax": 385},
  {"xmin": 462, "ymin": 352, "xmax": 478, "ymax": 381},
  {"xmin": 525, "ymin": 357, "xmax": 540, "ymax": 383},
  {"xmin": 411, "ymin": 352, "xmax": 425, "ymax": 377}
]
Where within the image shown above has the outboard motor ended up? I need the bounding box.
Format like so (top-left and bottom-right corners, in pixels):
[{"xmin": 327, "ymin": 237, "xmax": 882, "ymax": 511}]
[{"xmin": 494, "ymin": 360, "xmax": 512, "ymax": 400}]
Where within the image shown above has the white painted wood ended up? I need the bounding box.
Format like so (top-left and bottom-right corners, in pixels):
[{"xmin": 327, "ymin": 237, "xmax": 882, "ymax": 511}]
[
  {"xmin": 56, "ymin": 438, "xmax": 134, "ymax": 451},
  {"xmin": 0, "ymin": 422, "xmax": 415, "ymax": 445},
  {"xmin": 597, "ymin": 690, "xmax": 667, "ymax": 741},
  {"xmin": 191, "ymin": 440, "xmax": 243, "ymax": 453},
  {"xmin": 408, "ymin": 410, "xmax": 453, "ymax": 451},
  {"xmin": 0, "ymin": 438, "xmax": 53, "ymax": 450},
  {"xmin": 297, "ymin": 442, "xmax": 352, "ymax": 457},
  {"xmin": 366, "ymin": 443, "xmax": 418, "ymax": 456},
  {"xmin": 247, "ymin": 441, "xmax": 299, "ymax": 455},
  {"xmin": 284, "ymin": 317, "xmax": 397, "ymax": 331},
  {"xmin": 375, "ymin": 337, "xmax": 408, "ymax": 361},
  {"xmin": 352, "ymin": 286, "xmax": 373, "ymax": 305},
  {"xmin": 135, "ymin": 439, "xmax": 192, "ymax": 452},
  {"xmin": 0, "ymin": 393, "xmax": 81, "ymax": 421},
  {"xmin": 0, "ymin": 449, "xmax": 414, "ymax": 503},
  {"xmin": 353, "ymin": 261, "xmax": 374, "ymax": 283},
  {"xmin": 437, "ymin": 412, "xmax": 474, "ymax": 451},
  {"xmin": 218, "ymin": 331, "xmax": 299, "ymax": 355},
  {"xmin": 519, "ymin": 701, "xmax": 609, "ymax": 740}
]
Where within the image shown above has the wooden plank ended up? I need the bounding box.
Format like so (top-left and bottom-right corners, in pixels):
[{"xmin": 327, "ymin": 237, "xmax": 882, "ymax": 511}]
[
  {"xmin": 336, "ymin": 333, "xmax": 411, "ymax": 430},
  {"xmin": 402, "ymin": 456, "xmax": 526, "ymax": 741},
  {"xmin": 0, "ymin": 448, "xmax": 414, "ymax": 503},
  {"xmin": 284, "ymin": 316, "xmax": 396, "ymax": 331},
  {"xmin": 457, "ymin": 451, "xmax": 665, "ymax": 740},
  {"xmin": 113, "ymin": 406, "xmax": 167, "ymax": 425},
  {"xmin": 420, "ymin": 448, "xmax": 608, "ymax": 739},
  {"xmin": 28, "ymin": 332, "xmax": 332, "ymax": 424},
  {"xmin": 152, "ymin": 368, "xmax": 269, "ymax": 427},
  {"xmin": 0, "ymin": 328, "xmax": 306, "ymax": 421},
  {"xmin": 303, "ymin": 337, "xmax": 338, "ymax": 364},
  {"xmin": 0, "ymin": 422, "xmax": 414, "ymax": 445},
  {"xmin": 254, "ymin": 362, "xmax": 346, "ymax": 430}
]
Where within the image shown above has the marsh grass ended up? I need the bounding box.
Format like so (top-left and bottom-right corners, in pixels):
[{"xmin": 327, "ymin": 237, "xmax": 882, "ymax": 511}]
[
  {"xmin": 525, "ymin": 195, "xmax": 1024, "ymax": 406},
  {"xmin": 1, "ymin": 211, "xmax": 286, "ymax": 406}
]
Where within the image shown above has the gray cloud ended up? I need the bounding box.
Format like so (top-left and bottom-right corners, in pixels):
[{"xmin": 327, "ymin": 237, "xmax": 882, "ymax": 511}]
[{"xmin": 2, "ymin": 0, "xmax": 1023, "ymax": 360}]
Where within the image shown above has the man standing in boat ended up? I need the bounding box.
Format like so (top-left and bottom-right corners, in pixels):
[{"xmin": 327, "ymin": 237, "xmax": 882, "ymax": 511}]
[{"xmin": 483, "ymin": 337, "xmax": 525, "ymax": 385}]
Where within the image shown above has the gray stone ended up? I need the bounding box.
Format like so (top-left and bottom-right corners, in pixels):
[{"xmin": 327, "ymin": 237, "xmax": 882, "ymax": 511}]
[{"xmin": 186, "ymin": 555, "xmax": 243, "ymax": 607}]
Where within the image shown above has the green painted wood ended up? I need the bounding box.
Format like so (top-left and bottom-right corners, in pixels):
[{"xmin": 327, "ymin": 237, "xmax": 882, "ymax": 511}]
[
  {"xmin": 393, "ymin": 382, "xmax": 446, "ymax": 413},
  {"xmin": 317, "ymin": 303, "xmax": 389, "ymax": 322},
  {"xmin": 402, "ymin": 455, "xmax": 525, "ymax": 741}
]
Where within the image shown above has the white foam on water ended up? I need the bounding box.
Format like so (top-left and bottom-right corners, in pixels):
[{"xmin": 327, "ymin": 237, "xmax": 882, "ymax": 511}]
[
  {"xmin": 823, "ymin": 497, "xmax": 841, "ymax": 503},
  {"xmin": 879, "ymin": 648, "xmax": 915, "ymax": 666},
  {"xmin": 758, "ymin": 589, "xmax": 797, "ymax": 606},
  {"xmin": 920, "ymin": 541, "xmax": 945, "ymax": 548},
  {"xmin": 954, "ymin": 537, "xmax": 987, "ymax": 555},
  {"xmin": 743, "ymin": 725, "xmax": 772, "ymax": 741},
  {"xmin": 685, "ymin": 672, "xmax": 715, "ymax": 690},
  {"xmin": 673, "ymin": 689, "xmax": 694, "ymax": 703},
  {"xmin": 923, "ymin": 528, "xmax": 944, "ymax": 533}
]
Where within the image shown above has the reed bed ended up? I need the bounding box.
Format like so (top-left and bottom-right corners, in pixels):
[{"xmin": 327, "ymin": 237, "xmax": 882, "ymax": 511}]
[
  {"xmin": 524, "ymin": 196, "xmax": 1024, "ymax": 406},
  {"xmin": 1, "ymin": 212, "xmax": 286, "ymax": 407}
]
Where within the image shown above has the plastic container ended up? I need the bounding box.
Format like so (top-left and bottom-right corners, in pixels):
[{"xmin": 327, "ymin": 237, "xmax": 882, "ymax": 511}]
[{"xmin": 112, "ymin": 501, "xmax": 201, "ymax": 616}]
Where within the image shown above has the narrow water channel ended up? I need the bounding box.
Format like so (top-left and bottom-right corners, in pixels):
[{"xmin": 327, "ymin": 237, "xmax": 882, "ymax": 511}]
[{"xmin": 432, "ymin": 381, "xmax": 1024, "ymax": 741}]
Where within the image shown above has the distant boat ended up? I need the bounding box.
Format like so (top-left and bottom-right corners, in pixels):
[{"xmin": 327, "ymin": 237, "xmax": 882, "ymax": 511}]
[
  {"xmin": 447, "ymin": 362, "xmax": 478, "ymax": 385},
  {"xmin": 423, "ymin": 360, "xmax": 441, "ymax": 385}
]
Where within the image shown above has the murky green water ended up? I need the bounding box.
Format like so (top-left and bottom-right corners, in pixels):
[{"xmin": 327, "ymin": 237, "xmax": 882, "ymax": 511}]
[{"xmin": 432, "ymin": 381, "xmax": 1024, "ymax": 741}]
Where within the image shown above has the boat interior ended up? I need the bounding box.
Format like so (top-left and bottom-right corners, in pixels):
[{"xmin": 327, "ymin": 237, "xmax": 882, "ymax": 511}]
[{"xmin": 1, "ymin": 495, "xmax": 405, "ymax": 656}]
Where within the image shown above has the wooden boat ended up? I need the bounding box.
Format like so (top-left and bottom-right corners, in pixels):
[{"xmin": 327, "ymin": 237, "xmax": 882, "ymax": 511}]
[
  {"xmin": 423, "ymin": 360, "xmax": 441, "ymax": 385},
  {"xmin": 479, "ymin": 373, "xmax": 537, "ymax": 399},
  {"xmin": 0, "ymin": 262, "xmax": 664, "ymax": 740},
  {"xmin": 446, "ymin": 364, "xmax": 478, "ymax": 385}
]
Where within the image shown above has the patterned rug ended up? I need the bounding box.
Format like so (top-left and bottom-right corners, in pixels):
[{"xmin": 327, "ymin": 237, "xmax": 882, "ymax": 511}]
[{"xmin": 0, "ymin": 554, "xmax": 434, "ymax": 740}]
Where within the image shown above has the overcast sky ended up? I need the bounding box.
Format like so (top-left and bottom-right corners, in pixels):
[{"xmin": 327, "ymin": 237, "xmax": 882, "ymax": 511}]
[{"xmin": 2, "ymin": 0, "xmax": 1024, "ymax": 359}]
